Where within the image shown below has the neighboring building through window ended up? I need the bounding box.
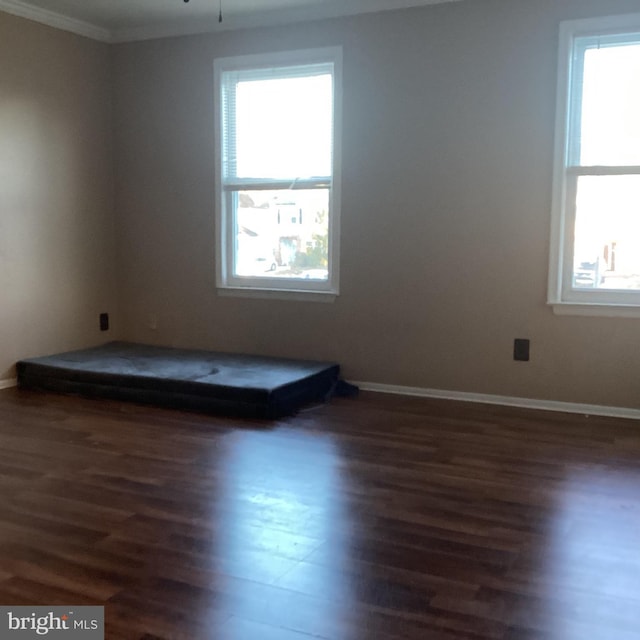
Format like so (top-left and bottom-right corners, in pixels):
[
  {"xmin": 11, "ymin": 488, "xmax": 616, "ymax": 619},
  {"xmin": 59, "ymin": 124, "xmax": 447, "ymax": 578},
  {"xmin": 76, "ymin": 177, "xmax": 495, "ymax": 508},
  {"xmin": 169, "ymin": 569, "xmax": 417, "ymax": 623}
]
[
  {"xmin": 214, "ymin": 47, "xmax": 342, "ymax": 298},
  {"xmin": 548, "ymin": 13, "xmax": 640, "ymax": 315}
]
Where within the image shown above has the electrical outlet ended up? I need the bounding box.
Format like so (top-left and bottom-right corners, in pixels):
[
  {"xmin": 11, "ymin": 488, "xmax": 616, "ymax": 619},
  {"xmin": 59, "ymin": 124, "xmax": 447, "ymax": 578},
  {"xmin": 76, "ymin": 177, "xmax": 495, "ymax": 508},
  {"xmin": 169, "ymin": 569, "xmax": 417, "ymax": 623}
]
[
  {"xmin": 148, "ymin": 314, "xmax": 158, "ymax": 330},
  {"xmin": 513, "ymin": 338, "xmax": 530, "ymax": 362},
  {"xmin": 99, "ymin": 313, "xmax": 109, "ymax": 332}
]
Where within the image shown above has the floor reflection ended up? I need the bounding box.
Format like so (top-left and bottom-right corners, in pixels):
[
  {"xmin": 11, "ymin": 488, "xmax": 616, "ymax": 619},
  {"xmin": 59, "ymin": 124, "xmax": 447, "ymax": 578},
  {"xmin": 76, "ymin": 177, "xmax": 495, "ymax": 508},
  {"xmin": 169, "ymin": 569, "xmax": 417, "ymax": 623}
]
[
  {"xmin": 210, "ymin": 426, "xmax": 357, "ymax": 638},
  {"xmin": 535, "ymin": 468, "xmax": 640, "ymax": 640}
]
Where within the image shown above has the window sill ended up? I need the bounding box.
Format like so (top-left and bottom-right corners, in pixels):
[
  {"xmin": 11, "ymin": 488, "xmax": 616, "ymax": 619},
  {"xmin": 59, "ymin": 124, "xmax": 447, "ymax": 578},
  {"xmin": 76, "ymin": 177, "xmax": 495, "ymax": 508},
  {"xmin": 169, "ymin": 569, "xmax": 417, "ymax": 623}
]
[
  {"xmin": 550, "ymin": 302, "xmax": 640, "ymax": 318},
  {"xmin": 217, "ymin": 287, "xmax": 337, "ymax": 303}
]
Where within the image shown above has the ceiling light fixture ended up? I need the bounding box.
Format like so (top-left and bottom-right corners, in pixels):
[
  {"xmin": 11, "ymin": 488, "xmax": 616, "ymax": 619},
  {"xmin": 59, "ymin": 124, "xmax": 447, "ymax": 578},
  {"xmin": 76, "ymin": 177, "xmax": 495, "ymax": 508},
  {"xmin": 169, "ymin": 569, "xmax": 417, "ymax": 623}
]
[{"xmin": 183, "ymin": 0, "xmax": 224, "ymax": 23}]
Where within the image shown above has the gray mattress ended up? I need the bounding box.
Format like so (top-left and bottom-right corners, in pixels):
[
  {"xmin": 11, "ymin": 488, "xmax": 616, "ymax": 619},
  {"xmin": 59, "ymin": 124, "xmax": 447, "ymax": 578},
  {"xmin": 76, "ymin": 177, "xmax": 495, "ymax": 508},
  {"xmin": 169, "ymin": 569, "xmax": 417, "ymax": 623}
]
[{"xmin": 16, "ymin": 342, "xmax": 340, "ymax": 419}]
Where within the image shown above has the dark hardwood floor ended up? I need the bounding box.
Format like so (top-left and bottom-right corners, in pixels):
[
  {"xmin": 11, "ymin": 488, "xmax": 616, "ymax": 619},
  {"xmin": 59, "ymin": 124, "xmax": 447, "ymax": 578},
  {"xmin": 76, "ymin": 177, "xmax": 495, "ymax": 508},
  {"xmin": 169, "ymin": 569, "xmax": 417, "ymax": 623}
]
[{"xmin": 0, "ymin": 387, "xmax": 639, "ymax": 639}]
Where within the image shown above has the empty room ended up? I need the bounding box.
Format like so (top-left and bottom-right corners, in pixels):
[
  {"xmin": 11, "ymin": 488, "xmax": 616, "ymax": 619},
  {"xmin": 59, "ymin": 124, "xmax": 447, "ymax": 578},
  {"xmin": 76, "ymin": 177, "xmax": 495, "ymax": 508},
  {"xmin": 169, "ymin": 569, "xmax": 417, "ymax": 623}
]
[{"xmin": 2, "ymin": 0, "xmax": 640, "ymax": 637}]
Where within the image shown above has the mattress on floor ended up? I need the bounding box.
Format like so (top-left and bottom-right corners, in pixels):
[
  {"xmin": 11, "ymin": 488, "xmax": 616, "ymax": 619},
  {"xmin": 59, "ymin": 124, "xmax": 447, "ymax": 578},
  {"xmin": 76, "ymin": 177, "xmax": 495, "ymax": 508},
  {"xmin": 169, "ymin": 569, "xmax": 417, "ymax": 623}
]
[{"xmin": 16, "ymin": 342, "xmax": 340, "ymax": 419}]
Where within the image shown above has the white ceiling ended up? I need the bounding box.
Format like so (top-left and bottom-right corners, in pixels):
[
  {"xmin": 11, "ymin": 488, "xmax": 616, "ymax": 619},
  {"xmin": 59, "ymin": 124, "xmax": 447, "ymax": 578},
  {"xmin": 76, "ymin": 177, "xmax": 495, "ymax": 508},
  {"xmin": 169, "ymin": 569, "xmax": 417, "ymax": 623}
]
[{"xmin": 0, "ymin": 0, "xmax": 462, "ymax": 42}]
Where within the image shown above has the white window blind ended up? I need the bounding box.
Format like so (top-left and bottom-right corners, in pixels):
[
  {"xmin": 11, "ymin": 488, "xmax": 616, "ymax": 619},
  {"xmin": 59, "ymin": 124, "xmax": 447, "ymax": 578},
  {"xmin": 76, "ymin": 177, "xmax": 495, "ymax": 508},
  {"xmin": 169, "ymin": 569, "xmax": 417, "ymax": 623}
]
[{"xmin": 220, "ymin": 63, "xmax": 334, "ymax": 187}]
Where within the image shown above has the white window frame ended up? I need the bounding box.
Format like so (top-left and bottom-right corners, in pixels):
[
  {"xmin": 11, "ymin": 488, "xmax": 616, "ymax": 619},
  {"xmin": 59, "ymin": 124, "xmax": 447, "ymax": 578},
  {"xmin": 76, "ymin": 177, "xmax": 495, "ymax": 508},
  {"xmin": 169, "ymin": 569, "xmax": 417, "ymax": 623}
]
[
  {"xmin": 213, "ymin": 47, "xmax": 342, "ymax": 301},
  {"xmin": 548, "ymin": 13, "xmax": 640, "ymax": 317}
]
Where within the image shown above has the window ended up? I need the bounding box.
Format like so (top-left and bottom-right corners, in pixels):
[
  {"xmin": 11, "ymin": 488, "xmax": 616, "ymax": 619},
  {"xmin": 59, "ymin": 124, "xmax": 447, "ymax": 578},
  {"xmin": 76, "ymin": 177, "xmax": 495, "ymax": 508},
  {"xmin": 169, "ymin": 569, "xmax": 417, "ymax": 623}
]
[
  {"xmin": 214, "ymin": 48, "xmax": 342, "ymax": 299},
  {"xmin": 549, "ymin": 14, "xmax": 640, "ymax": 316}
]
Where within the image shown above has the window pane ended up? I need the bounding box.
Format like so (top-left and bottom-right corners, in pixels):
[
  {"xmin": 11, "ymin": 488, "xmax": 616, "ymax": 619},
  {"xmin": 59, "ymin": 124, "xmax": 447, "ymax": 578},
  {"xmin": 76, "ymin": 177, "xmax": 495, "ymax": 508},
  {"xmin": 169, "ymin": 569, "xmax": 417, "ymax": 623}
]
[
  {"xmin": 234, "ymin": 74, "xmax": 332, "ymax": 179},
  {"xmin": 573, "ymin": 175, "xmax": 640, "ymax": 289},
  {"xmin": 233, "ymin": 189, "xmax": 329, "ymax": 281},
  {"xmin": 579, "ymin": 42, "xmax": 640, "ymax": 166}
]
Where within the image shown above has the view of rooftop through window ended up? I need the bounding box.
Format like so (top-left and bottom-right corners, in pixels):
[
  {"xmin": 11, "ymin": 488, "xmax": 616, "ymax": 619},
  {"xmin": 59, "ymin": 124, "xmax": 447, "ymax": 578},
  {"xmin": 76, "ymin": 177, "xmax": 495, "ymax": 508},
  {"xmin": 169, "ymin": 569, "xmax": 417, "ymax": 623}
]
[{"xmin": 234, "ymin": 189, "xmax": 330, "ymax": 280}]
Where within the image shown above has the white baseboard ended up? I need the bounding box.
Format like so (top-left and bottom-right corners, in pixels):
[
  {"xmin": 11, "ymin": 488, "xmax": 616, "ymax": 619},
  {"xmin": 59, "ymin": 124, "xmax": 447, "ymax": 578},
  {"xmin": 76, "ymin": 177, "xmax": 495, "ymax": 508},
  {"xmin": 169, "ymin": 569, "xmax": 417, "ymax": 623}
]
[
  {"xmin": 351, "ymin": 381, "xmax": 640, "ymax": 421},
  {"xmin": 0, "ymin": 378, "xmax": 17, "ymax": 390}
]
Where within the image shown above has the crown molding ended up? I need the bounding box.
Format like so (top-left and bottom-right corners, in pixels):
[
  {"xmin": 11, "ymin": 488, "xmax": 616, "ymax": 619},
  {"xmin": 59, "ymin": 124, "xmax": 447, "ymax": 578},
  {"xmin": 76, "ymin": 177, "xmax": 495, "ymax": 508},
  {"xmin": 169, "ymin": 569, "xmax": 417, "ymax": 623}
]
[
  {"xmin": 0, "ymin": 0, "xmax": 111, "ymax": 41},
  {"xmin": 1, "ymin": 0, "xmax": 461, "ymax": 44}
]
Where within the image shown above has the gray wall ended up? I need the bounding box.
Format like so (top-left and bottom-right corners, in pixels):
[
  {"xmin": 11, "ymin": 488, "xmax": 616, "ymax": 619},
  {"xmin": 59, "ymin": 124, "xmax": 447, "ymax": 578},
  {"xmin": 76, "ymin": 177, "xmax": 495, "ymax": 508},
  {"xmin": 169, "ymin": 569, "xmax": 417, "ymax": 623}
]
[
  {"xmin": 0, "ymin": 12, "xmax": 119, "ymax": 381},
  {"xmin": 113, "ymin": 0, "xmax": 640, "ymax": 409},
  {"xmin": 3, "ymin": 0, "xmax": 640, "ymax": 410}
]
